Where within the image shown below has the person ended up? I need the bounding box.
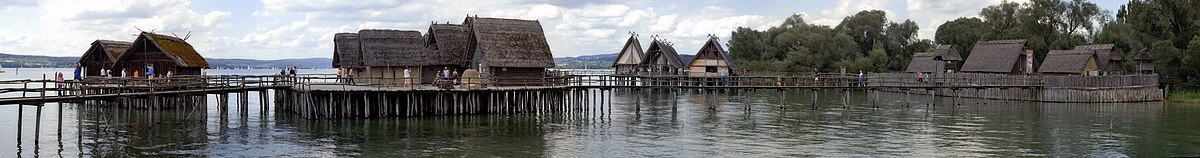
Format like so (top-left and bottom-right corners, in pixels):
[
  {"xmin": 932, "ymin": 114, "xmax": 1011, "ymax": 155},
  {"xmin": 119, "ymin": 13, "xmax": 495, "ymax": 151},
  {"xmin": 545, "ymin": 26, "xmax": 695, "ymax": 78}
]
[
  {"xmin": 402, "ymin": 67, "xmax": 411, "ymax": 86},
  {"xmin": 347, "ymin": 69, "xmax": 355, "ymax": 84},
  {"xmin": 202, "ymin": 68, "xmax": 208, "ymax": 78},
  {"xmin": 73, "ymin": 63, "xmax": 82, "ymax": 80},
  {"xmin": 166, "ymin": 71, "xmax": 173, "ymax": 78},
  {"xmin": 441, "ymin": 67, "xmax": 450, "ymax": 83},
  {"xmin": 134, "ymin": 70, "xmax": 140, "ymax": 78},
  {"xmin": 433, "ymin": 70, "xmax": 444, "ymax": 85},
  {"xmin": 857, "ymin": 70, "xmax": 864, "ymax": 87},
  {"xmin": 812, "ymin": 68, "xmax": 820, "ymax": 86},
  {"xmin": 104, "ymin": 69, "xmax": 111, "ymax": 77},
  {"xmin": 56, "ymin": 72, "xmax": 65, "ymax": 89},
  {"xmin": 450, "ymin": 69, "xmax": 459, "ymax": 84},
  {"xmin": 290, "ymin": 66, "xmax": 297, "ymax": 76},
  {"xmin": 146, "ymin": 65, "xmax": 155, "ymax": 79},
  {"xmin": 121, "ymin": 69, "xmax": 127, "ymax": 78},
  {"xmin": 99, "ymin": 67, "xmax": 106, "ymax": 77}
]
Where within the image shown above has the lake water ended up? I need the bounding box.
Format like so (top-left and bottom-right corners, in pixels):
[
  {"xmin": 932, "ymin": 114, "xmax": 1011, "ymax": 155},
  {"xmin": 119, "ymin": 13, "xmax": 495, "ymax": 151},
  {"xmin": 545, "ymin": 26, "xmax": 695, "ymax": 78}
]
[{"xmin": 1, "ymin": 68, "xmax": 1198, "ymax": 157}]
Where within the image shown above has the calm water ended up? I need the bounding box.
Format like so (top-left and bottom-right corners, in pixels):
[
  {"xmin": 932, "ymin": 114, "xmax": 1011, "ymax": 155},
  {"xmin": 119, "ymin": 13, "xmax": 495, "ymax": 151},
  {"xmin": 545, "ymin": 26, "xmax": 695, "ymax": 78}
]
[{"xmin": 1, "ymin": 68, "xmax": 1199, "ymax": 157}]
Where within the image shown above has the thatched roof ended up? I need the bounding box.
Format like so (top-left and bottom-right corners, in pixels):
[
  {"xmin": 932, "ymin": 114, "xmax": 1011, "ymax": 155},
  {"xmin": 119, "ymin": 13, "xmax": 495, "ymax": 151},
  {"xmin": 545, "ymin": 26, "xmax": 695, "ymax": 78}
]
[
  {"xmin": 465, "ymin": 17, "xmax": 555, "ymax": 68},
  {"xmin": 358, "ymin": 29, "xmax": 426, "ymax": 66},
  {"xmin": 1134, "ymin": 48, "xmax": 1156, "ymax": 61},
  {"xmin": 426, "ymin": 24, "xmax": 472, "ymax": 66},
  {"xmin": 117, "ymin": 32, "xmax": 208, "ymax": 68},
  {"xmin": 80, "ymin": 40, "xmax": 132, "ymax": 63},
  {"xmin": 1073, "ymin": 44, "xmax": 1120, "ymax": 60},
  {"xmin": 934, "ymin": 45, "xmax": 962, "ymax": 61},
  {"xmin": 611, "ymin": 34, "xmax": 644, "ymax": 67},
  {"xmin": 1039, "ymin": 49, "xmax": 1096, "ymax": 74},
  {"xmin": 961, "ymin": 39, "xmax": 1028, "ymax": 73},
  {"xmin": 905, "ymin": 52, "xmax": 943, "ymax": 73},
  {"xmin": 639, "ymin": 39, "xmax": 685, "ymax": 68},
  {"xmin": 334, "ymin": 33, "xmax": 362, "ymax": 68},
  {"xmin": 1074, "ymin": 44, "xmax": 1123, "ymax": 71}
]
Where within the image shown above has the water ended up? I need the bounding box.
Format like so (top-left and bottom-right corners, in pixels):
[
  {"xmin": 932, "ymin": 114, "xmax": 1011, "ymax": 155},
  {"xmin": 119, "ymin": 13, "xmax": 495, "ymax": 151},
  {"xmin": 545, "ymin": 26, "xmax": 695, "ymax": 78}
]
[{"xmin": 2, "ymin": 68, "xmax": 1199, "ymax": 157}]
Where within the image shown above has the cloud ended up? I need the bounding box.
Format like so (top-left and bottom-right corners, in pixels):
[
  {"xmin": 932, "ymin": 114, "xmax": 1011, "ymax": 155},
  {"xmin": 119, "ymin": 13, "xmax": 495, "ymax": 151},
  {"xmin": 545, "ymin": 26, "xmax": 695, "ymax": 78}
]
[
  {"xmin": 906, "ymin": 0, "xmax": 1030, "ymax": 39},
  {"xmin": 6, "ymin": 0, "xmax": 234, "ymax": 56},
  {"xmin": 0, "ymin": 0, "xmax": 35, "ymax": 10}
]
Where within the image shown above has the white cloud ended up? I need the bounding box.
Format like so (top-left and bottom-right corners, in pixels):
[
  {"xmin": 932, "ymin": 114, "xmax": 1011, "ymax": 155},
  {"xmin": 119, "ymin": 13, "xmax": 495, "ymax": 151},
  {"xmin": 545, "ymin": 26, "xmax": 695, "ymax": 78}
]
[
  {"xmin": 0, "ymin": 0, "xmax": 36, "ymax": 10},
  {"xmin": 906, "ymin": 0, "xmax": 1031, "ymax": 39}
]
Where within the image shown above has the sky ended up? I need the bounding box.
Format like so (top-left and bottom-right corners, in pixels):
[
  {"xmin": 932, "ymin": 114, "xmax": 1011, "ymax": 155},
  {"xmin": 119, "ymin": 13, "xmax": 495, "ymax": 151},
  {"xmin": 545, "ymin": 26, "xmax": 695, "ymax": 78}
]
[{"xmin": 0, "ymin": 0, "xmax": 1125, "ymax": 60}]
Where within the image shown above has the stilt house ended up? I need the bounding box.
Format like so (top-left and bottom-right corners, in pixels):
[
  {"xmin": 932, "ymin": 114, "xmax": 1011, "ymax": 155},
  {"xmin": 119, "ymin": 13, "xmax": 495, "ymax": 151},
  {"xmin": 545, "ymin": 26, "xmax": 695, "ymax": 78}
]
[
  {"xmin": 611, "ymin": 33, "xmax": 644, "ymax": 75},
  {"xmin": 1038, "ymin": 49, "xmax": 1100, "ymax": 76},
  {"xmin": 464, "ymin": 16, "xmax": 555, "ymax": 85},
  {"xmin": 333, "ymin": 33, "xmax": 365, "ymax": 80},
  {"xmin": 359, "ymin": 29, "xmax": 427, "ymax": 85},
  {"xmin": 686, "ymin": 35, "xmax": 736, "ymax": 77},
  {"xmin": 961, "ymin": 39, "xmax": 1033, "ymax": 75},
  {"xmin": 1073, "ymin": 44, "xmax": 1125, "ymax": 75},
  {"xmin": 1134, "ymin": 48, "xmax": 1156, "ymax": 74},
  {"xmin": 424, "ymin": 23, "xmax": 473, "ymax": 83},
  {"xmin": 78, "ymin": 40, "xmax": 132, "ymax": 76},
  {"xmin": 113, "ymin": 32, "xmax": 208, "ymax": 76},
  {"xmin": 638, "ymin": 38, "xmax": 685, "ymax": 76}
]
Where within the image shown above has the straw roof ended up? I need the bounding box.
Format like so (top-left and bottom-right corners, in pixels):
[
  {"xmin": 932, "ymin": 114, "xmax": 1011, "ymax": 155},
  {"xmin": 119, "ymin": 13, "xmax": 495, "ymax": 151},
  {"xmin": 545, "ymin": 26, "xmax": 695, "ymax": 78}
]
[
  {"xmin": 639, "ymin": 39, "xmax": 685, "ymax": 68},
  {"xmin": 934, "ymin": 45, "xmax": 962, "ymax": 61},
  {"xmin": 612, "ymin": 34, "xmax": 644, "ymax": 67},
  {"xmin": 334, "ymin": 33, "xmax": 362, "ymax": 68},
  {"xmin": 116, "ymin": 32, "xmax": 208, "ymax": 68},
  {"xmin": 465, "ymin": 17, "xmax": 555, "ymax": 68},
  {"xmin": 1074, "ymin": 44, "xmax": 1123, "ymax": 72},
  {"xmin": 1134, "ymin": 48, "xmax": 1156, "ymax": 61},
  {"xmin": 1038, "ymin": 49, "xmax": 1096, "ymax": 74},
  {"xmin": 426, "ymin": 24, "xmax": 472, "ymax": 66},
  {"xmin": 81, "ymin": 40, "xmax": 132, "ymax": 63},
  {"xmin": 904, "ymin": 52, "xmax": 944, "ymax": 73},
  {"xmin": 358, "ymin": 29, "xmax": 426, "ymax": 66},
  {"xmin": 961, "ymin": 39, "xmax": 1028, "ymax": 73}
]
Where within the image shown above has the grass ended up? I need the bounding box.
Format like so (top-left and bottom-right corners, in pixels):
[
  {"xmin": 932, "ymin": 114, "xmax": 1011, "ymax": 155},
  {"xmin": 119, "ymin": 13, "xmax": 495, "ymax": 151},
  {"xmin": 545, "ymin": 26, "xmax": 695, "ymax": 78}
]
[{"xmin": 1168, "ymin": 91, "xmax": 1200, "ymax": 103}]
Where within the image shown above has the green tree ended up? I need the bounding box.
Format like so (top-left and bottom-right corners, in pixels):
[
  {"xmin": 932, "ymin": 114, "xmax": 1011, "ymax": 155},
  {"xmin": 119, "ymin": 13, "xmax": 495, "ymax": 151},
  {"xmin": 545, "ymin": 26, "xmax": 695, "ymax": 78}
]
[{"xmin": 935, "ymin": 17, "xmax": 990, "ymax": 67}]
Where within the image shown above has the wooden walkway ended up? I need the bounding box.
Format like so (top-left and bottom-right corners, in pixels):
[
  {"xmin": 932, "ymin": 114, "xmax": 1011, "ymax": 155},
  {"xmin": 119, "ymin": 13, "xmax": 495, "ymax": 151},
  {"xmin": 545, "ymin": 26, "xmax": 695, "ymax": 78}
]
[{"xmin": 0, "ymin": 75, "xmax": 290, "ymax": 105}]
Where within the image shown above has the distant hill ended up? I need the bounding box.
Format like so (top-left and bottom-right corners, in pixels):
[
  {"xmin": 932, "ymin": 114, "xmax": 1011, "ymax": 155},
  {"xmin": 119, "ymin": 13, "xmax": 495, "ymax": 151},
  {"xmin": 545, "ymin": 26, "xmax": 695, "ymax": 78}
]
[
  {"xmin": 553, "ymin": 53, "xmax": 694, "ymax": 69},
  {"xmin": 0, "ymin": 53, "xmax": 333, "ymax": 69}
]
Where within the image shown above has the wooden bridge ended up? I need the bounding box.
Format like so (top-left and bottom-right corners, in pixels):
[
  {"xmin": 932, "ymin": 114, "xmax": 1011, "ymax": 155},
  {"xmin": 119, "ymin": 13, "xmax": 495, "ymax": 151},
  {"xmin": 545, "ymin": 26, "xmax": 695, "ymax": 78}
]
[
  {"xmin": 0, "ymin": 75, "xmax": 290, "ymax": 105},
  {"xmin": 0, "ymin": 70, "xmax": 1162, "ymax": 120}
]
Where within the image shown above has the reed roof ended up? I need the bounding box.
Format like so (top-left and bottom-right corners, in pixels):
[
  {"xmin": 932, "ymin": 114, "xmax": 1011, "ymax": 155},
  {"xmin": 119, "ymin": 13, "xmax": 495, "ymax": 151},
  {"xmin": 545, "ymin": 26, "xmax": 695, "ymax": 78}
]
[{"xmin": 466, "ymin": 17, "xmax": 555, "ymax": 68}]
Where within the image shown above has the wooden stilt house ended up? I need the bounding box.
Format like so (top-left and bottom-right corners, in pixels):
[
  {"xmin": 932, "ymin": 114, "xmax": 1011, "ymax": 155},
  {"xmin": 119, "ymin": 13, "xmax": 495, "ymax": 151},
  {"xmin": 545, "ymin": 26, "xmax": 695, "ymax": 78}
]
[
  {"xmin": 1134, "ymin": 48, "xmax": 1156, "ymax": 74},
  {"xmin": 611, "ymin": 33, "xmax": 644, "ymax": 75},
  {"xmin": 686, "ymin": 35, "xmax": 736, "ymax": 77},
  {"xmin": 424, "ymin": 23, "xmax": 473, "ymax": 83},
  {"xmin": 359, "ymin": 29, "xmax": 427, "ymax": 85},
  {"xmin": 961, "ymin": 39, "xmax": 1033, "ymax": 75},
  {"xmin": 78, "ymin": 40, "xmax": 132, "ymax": 76},
  {"xmin": 1038, "ymin": 49, "xmax": 1100, "ymax": 76},
  {"xmin": 464, "ymin": 16, "xmax": 555, "ymax": 86},
  {"xmin": 333, "ymin": 33, "xmax": 365, "ymax": 80},
  {"xmin": 905, "ymin": 45, "xmax": 962, "ymax": 75},
  {"xmin": 638, "ymin": 38, "xmax": 685, "ymax": 76},
  {"xmin": 1074, "ymin": 44, "xmax": 1125, "ymax": 75},
  {"xmin": 113, "ymin": 32, "xmax": 208, "ymax": 76}
]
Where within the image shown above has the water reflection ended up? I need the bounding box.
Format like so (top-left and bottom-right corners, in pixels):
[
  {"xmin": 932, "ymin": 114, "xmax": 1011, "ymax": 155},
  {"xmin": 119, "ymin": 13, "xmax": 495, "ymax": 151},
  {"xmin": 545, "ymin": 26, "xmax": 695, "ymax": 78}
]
[{"xmin": 2, "ymin": 88, "xmax": 1198, "ymax": 157}]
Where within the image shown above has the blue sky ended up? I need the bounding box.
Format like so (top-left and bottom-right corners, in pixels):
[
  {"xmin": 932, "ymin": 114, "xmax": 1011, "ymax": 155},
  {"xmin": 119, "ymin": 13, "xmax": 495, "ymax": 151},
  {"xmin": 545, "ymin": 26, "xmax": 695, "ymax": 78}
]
[{"xmin": 0, "ymin": 0, "xmax": 1122, "ymax": 60}]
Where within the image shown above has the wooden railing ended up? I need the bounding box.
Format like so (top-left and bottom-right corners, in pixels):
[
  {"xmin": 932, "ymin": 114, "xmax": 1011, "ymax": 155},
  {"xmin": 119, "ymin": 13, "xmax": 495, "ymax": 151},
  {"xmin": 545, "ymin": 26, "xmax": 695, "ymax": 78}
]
[{"xmin": 0, "ymin": 75, "xmax": 292, "ymax": 103}]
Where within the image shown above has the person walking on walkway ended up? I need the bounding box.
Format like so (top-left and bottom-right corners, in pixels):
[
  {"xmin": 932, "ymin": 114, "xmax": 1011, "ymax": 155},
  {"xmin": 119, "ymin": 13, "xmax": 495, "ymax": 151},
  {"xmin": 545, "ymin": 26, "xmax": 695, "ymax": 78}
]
[
  {"xmin": 403, "ymin": 67, "xmax": 411, "ymax": 86},
  {"xmin": 73, "ymin": 63, "xmax": 82, "ymax": 80},
  {"xmin": 857, "ymin": 70, "xmax": 864, "ymax": 87}
]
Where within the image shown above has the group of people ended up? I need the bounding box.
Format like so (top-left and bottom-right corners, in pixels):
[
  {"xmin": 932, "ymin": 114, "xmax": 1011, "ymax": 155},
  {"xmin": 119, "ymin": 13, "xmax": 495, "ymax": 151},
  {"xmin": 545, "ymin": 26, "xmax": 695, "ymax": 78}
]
[
  {"xmin": 55, "ymin": 63, "xmax": 183, "ymax": 89},
  {"xmin": 432, "ymin": 67, "xmax": 460, "ymax": 86},
  {"xmin": 336, "ymin": 68, "xmax": 355, "ymax": 84}
]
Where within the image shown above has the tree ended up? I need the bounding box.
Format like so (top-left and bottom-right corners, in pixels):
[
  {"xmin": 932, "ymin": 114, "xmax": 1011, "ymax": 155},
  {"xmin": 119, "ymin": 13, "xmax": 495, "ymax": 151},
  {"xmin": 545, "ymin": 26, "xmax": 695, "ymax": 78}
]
[{"xmin": 935, "ymin": 17, "xmax": 990, "ymax": 67}]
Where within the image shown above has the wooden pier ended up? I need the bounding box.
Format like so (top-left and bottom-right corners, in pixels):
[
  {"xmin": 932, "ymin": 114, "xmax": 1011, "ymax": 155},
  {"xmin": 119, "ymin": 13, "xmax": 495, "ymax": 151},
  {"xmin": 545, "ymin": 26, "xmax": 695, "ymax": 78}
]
[{"xmin": 0, "ymin": 71, "xmax": 1166, "ymax": 121}]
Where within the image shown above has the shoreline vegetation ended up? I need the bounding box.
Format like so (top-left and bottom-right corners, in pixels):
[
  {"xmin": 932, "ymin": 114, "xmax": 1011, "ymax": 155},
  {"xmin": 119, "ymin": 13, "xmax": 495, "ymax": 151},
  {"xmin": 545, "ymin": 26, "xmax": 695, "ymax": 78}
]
[
  {"xmin": 1168, "ymin": 91, "xmax": 1200, "ymax": 103},
  {"xmin": 728, "ymin": 0, "xmax": 1200, "ymax": 92}
]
